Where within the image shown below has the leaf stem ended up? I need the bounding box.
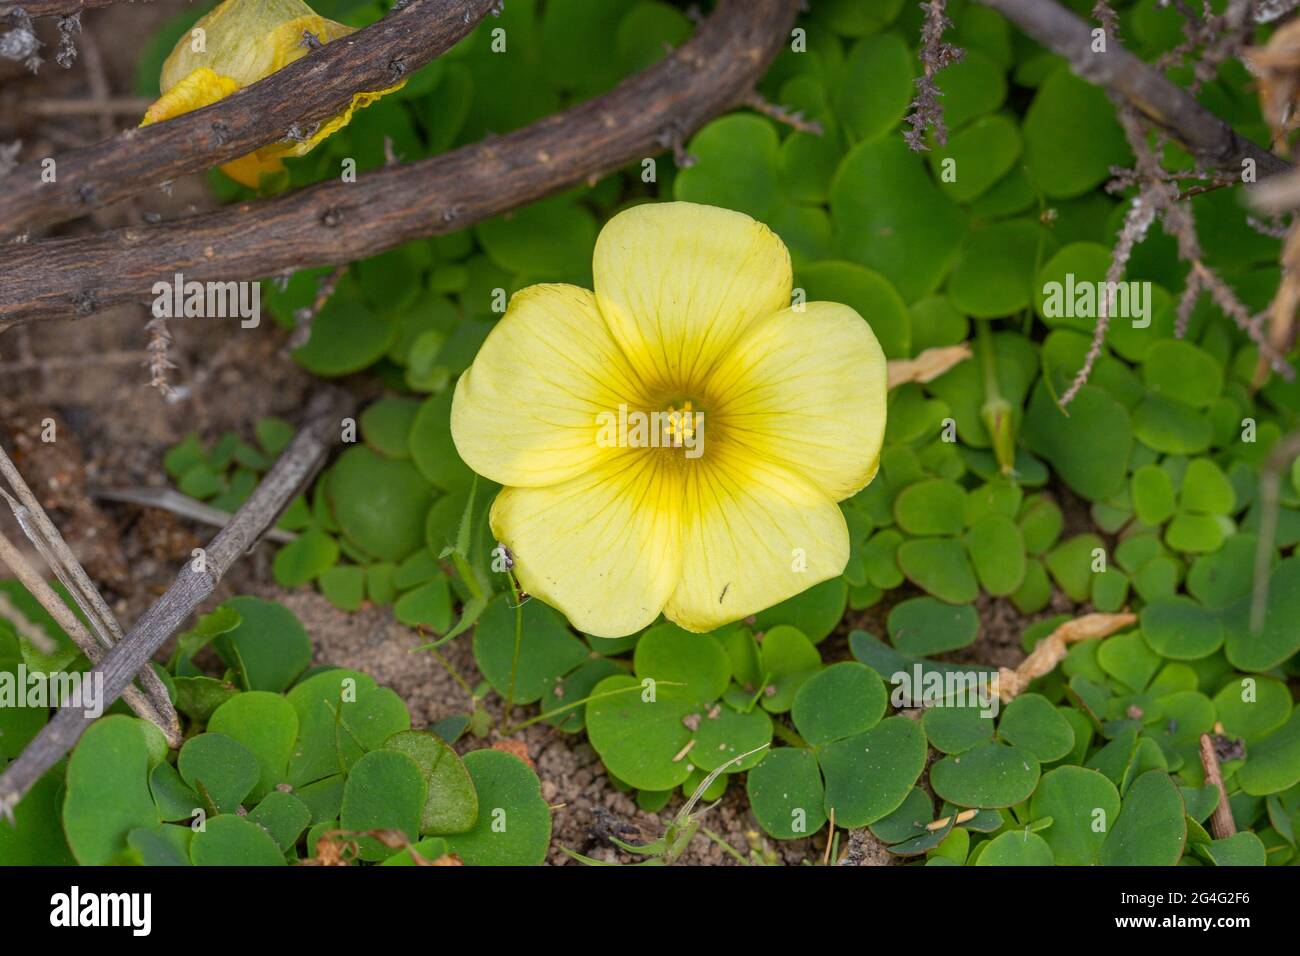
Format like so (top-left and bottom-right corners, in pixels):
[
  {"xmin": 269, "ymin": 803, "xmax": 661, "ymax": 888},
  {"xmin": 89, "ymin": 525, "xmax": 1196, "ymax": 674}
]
[
  {"xmin": 425, "ymin": 643, "xmax": 474, "ymax": 703},
  {"xmin": 505, "ymin": 680, "xmax": 686, "ymax": 734},
  {"xmin": 503, "ymin": 571, "xmax": 524, "ymax": 731},
  {"xmin": 771, "ymin": 719, "xmax": 808, "ymax": 749},
  {"xmin": 976, "ymin": 319, "xmax": 1015, "ymax": 476},
  {"xmin": 700, "ymin": 826, "xmax": 749, "ymax": 864}
]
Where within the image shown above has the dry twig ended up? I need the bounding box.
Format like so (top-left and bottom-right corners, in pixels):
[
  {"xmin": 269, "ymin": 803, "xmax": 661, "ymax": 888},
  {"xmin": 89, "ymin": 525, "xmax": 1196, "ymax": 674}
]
[
  {"xmin": 1059, "ymin": 104, "xmax": 1163, "ymax": 408},
  {"xmin": 978, "ymin": 0, "xmax": 1287, "ymax": 177},
  {"xmin": 0, "ymin": 591, "xmax": 58, "ymax": 655},
  {"xmin": 0, "ymin": 530, "xmax": 169, "ymax": 735},
  {"xmin": 0, "ymin": 443, "xmax": 180, "ymax": 743},
  {"xmin": 0, "ymin": 0, "xmax": 147, "ymax": 16},
  {"xmin": 993, "ymin": 612, "xmax": 1137, "ymax": 702},
  {"xmin": 0, "ymin": 0, "xmax": 499, "ymax": 233},
  {"xmin": 89, "ymin": 486, "xmax": 298, "ymax": 544},
  {"xmin": 0, "ymin": 388, "xmax": 353, "ymax": 820},
  {"xmin": 0, "ymin": 0, "xmax": 799, "ymax": 329},
  {"xmin": 886, "ymin": 344, "xmax": 972, "ymax": 388},
  {"xmin": 1198, "ymin": 733, "xmax": 1238, "ymax": 839},
  {"xmin": 743, "ymin": 90, "xmax": 823, "ymax": 135},
  {"xmin": 903, "ymin": 0, "xmax": 963, "ymax": 150},
  {"xmin": 286, "ymin": 263, "xmax": 349, "ymax": 353},
  {"xmin": 1061, "ymin": 102, "xmax": 1294, "ymax": 406}
]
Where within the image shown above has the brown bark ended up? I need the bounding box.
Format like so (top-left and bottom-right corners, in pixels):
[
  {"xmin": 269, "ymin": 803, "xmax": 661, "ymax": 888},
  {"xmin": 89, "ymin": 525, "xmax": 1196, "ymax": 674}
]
[
  {"xmin": 978, "ymin": 0, "xmax": 1289, "ymax": 178},
  {"xmin": 1199, "ymin": 733, "xmax": 1238, "ymax": 840},
  {"xmin": 0, "ymin": 0, "xmax": 799, "ymax": 331},
  {"xmin": 0, "ymin": 0, "xmax": 137, "ymax": 15},
  {"xmin": 0, "ymin": 387, "xmax": 354, "ymax": 816},
  {"xmin": 0, "ymin": 0, "xmax": 499, "ymax": 233}
]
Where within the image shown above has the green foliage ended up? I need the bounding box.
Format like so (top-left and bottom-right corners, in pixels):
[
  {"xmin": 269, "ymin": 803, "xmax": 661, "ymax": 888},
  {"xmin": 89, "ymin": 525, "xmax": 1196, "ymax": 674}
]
[
  {"xmin": 445, "ymin": 750, "xmax": 552, "ymax": 865},
  {"xmin": 2, "ymin": 597, "xmax": 546, "ymax": 866},
  {"xmin": 63, "ymin": 717, "xmax": 160, "ymax": 865},
  {"xmin": 1098, "ymin": 770, "xmax": 1187, "ymax": 866},
  {"xmin": 107, "ymin": 0, "xmax": 1300, "ymax": 867}
]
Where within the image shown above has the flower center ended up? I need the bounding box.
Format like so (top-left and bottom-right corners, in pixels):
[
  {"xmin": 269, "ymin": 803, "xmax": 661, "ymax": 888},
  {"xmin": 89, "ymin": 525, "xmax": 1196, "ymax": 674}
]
[
  {"xmin": 593, "ymin": 396, "xmax": 708, "ymax": 461},
  {"xmin": 661, "ymin": 399, "xmax": 699, "ymax": 449}
]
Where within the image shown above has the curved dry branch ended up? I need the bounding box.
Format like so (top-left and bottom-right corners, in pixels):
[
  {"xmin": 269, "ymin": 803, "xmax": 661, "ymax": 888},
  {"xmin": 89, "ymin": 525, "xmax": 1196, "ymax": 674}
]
[
  {"xmin": 0, "ymin": 0, "xmax": 799, "ymax": 330},
  {"xmin": 0, "ymin": 387, "xmax": 353, "ymax": 818},
  {"xmin": 0, "ymin": 0, "xmax": 141, "ymax": 15},
  {"xmin": 0, "ymin": 0, "xmax": 498, "ymax": 233},
  {"xmin": 978, "ymin": 0, "xmax": 1289, "ymax": 178}
]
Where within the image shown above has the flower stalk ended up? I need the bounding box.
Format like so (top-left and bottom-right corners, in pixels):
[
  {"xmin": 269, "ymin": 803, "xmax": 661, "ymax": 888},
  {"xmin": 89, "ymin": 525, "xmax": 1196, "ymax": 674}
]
[{"xmin": 976, "ymin": 320, "xmax": 1016, "ymax": 476}]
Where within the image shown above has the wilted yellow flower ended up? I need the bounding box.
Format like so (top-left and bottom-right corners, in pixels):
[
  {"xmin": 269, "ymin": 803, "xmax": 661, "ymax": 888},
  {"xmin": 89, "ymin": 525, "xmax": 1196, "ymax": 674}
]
[
  {"xmin": 140, "ymin": 0, "xmax": 403, "ymax": 188},
  {"xmin": 451, "ymin": 201, "xmax": 888, "ymax": 638}
]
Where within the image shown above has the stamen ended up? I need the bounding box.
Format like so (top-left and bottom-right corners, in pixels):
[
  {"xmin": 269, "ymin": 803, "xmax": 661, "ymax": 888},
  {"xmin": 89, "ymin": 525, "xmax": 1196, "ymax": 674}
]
[{"xmin": 663, "ymin": 399, "xmax": 697, "ymax": 447}]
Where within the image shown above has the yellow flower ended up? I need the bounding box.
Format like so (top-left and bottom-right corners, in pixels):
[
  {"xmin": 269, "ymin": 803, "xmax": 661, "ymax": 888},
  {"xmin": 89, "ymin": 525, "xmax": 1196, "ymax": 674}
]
[
  {"xmin": 140, "ymin": 0, "xmax": 403, "ymax": 189},
  {"xmin": 451, "ymin": 202, "xmax": 888, "ymax": 638}
]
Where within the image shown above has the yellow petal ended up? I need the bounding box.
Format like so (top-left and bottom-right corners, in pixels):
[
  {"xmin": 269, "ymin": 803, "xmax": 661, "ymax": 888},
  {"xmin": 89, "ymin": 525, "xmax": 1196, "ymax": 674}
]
[
  {"xmin": 704, "ymin": 301, "xmax": 888, "ymax": 501},
  {"xmin": 161, "ymin": 1, "xmax": 355, "ymax": 91},
  {"xmin": 491, "ymin": 456, "xmax": 682, "ymax": 638},
  {"xmin": 140, "ymin": 67, "xmax": 239, "ymax": 126},
  {"xmin": 140, "ymin": 66, "xmax": 280, "ymax": 187},
  {"xmin": 286, "ymin": 85, "xmax": 405, "ymax": 157},
  {"xmin": 148, "ymin": 0, "xmax": 400, "ymax": 184},
  {"xmin": 663, "ymin": 447, "xmax": 849, "ymax": 633},
  {"xmin": 263, "ymin": 14, "xmax": 356, "ymax": 73},
  {"xmin": 593, "ymin": 201, "xmax": 793, "ymax": 390},
  {"xmin": 451, "ymin": 284, "xmax": 650, "ymax": 489},
  {"xmin": 218, "ymin": 149, "xmax": 287, "ymax": 189}
]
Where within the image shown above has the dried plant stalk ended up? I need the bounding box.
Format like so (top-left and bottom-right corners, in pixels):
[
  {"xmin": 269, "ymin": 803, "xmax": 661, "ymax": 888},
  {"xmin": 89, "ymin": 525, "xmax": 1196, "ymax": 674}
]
[
  {"xmin": 886, "ymin": 344, "xmax": 972, "ymax": 388},
  {"xmin": 994, "ymin": 612, "xmax": 1137, "ymax": 702},
  {"xmin": 1198, "ymin": 733, "xmax": 1238, "ymax": 840},
  {"xmin": 0, "ymin": 529, "xmax": 168, "ymax": 732},
  {"xmin": 0, "ymin": 444, "xmax": 180, "ymax": 743},
  {"xmin": 1246, "ymin": 18, "xmax": 1300, "ymax": 156}
]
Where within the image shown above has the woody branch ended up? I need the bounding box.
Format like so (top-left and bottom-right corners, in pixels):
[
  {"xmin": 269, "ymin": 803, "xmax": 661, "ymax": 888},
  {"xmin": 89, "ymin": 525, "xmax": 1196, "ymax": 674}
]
[
  {"xmin": 0, "ymin": 0, "xmax": 800, "ymax": 330},
  {"xmin": 0, "ymin": 0, "xmax": 499, "ymax": 234}
]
